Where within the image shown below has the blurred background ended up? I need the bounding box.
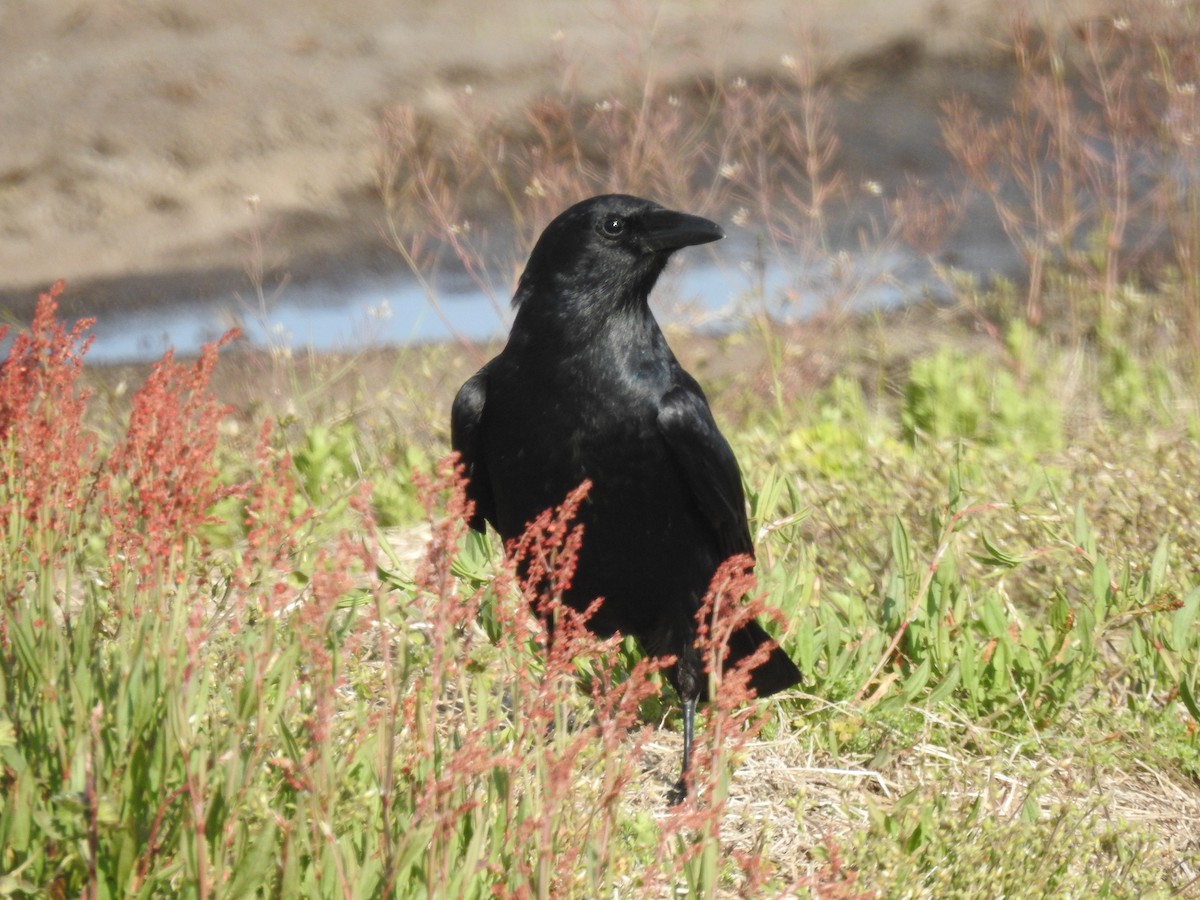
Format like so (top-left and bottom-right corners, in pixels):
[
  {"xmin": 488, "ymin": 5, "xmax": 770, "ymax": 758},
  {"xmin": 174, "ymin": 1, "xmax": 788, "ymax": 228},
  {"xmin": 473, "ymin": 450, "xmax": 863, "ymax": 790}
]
[{"xmin": 0, "ymin": 0, "xmax": 1146, "ymax": 361}]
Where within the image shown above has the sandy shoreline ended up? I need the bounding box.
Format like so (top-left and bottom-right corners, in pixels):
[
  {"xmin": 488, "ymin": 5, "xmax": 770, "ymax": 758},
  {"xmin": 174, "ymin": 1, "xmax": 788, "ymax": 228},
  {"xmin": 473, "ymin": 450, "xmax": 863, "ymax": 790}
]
[{"xmin": 0, "ymin": 1, "xmax": 1110, "ymax": 321}]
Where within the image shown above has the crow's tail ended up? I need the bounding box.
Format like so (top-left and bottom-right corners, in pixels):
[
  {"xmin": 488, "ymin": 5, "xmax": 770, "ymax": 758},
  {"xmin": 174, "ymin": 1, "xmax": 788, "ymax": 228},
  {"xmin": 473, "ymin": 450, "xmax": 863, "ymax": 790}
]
[{"xmin": 724, "ymin": 620, "xmax": 802, "ymax": 698}]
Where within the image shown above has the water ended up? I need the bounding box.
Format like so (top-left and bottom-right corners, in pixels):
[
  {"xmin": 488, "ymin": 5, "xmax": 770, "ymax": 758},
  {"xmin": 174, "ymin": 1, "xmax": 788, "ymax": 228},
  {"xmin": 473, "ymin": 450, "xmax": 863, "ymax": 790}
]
[{"xmin": 74, "ymin": 245, "xmax": 930, "ymax": 364}]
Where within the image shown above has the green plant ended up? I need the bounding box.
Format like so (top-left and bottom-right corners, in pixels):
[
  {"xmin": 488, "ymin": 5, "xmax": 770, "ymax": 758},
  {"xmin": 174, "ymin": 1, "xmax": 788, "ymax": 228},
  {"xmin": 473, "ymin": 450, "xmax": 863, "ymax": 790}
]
[{"xmin": 900, "ymin": 340, "xmax": 1062, "ymax": 453}]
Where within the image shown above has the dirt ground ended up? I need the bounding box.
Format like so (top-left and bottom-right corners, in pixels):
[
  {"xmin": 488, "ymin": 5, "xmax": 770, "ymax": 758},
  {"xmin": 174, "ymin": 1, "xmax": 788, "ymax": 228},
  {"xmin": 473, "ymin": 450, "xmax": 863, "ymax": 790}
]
[{"xmin": 0, "ymin": 0, "xmax": 1110, "ymax": 320}]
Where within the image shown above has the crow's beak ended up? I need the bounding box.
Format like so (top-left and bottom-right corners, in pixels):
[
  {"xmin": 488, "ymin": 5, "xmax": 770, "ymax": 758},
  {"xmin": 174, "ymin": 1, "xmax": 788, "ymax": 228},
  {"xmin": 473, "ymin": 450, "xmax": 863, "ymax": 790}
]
[{"xmin": 641, "ymin": 209, "xmax": 725, "ymax": 253}]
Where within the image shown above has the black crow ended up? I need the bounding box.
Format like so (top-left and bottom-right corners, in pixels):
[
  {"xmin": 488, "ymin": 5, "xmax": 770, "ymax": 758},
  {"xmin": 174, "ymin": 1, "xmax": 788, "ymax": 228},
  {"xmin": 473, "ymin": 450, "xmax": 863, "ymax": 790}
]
[{"xmin": 451, "ymin": 194, "xmax": 801, "ymax": 802}]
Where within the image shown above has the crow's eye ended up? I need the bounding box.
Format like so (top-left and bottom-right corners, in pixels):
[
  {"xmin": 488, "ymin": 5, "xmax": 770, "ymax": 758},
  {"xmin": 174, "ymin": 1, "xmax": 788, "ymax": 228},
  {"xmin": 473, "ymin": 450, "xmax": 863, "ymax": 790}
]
[{"xmin": 599, "ymin": 215, "xmax": 625, "ymax": 238}]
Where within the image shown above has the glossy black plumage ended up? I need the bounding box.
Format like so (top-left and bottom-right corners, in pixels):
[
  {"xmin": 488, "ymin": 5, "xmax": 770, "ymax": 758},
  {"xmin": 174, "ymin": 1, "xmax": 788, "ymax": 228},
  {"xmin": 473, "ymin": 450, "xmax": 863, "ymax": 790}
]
[{"xmin": 451, "ymin": 194, "xmax": 801, "ymax": 801}]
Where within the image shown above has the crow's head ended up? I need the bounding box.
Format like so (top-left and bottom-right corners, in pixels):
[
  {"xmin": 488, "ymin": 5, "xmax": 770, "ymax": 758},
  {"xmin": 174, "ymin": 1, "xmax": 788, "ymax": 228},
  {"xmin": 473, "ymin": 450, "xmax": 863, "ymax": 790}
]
[{"xmin": 512, "ymin": 194, "xmax": 723, "ymax": 323}]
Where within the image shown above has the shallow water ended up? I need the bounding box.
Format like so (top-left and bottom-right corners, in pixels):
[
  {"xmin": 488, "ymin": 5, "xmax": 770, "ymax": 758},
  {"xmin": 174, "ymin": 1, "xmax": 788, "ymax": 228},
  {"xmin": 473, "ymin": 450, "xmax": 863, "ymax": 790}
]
[{"xmin": 77, "ymin": 243, "xmax": 934, "ymax": 364}]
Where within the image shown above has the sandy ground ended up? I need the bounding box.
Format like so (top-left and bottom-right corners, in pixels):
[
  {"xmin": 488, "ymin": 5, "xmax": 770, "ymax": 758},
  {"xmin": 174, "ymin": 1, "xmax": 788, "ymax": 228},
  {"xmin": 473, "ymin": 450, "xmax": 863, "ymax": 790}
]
[{"xmin": 0, "ymin": 0, "xmax": 1109, "ymax": 320}]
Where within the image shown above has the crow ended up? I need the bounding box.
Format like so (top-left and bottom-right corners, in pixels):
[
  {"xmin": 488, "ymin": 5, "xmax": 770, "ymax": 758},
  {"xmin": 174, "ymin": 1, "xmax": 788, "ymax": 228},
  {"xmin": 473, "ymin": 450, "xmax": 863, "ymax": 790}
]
[{"xmin": 451, "ymin": 194, "xmax": 801, "ymax": 802}]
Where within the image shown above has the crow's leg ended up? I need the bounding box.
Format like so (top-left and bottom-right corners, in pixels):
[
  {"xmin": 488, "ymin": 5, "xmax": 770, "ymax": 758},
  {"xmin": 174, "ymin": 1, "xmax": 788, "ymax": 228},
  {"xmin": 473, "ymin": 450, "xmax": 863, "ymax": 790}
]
[
  {"xmin": 665, "ymin": 637, "xmax": 703, "ymax": 806},
  {"xmin": 666, "ymin": 696, "xmax": 696, "ymax": 806}
]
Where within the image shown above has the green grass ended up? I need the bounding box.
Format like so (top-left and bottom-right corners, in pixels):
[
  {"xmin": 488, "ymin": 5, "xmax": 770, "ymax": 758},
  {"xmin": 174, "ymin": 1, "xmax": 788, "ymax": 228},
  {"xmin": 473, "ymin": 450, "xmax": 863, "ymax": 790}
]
[
  {"xmin": 2, "ymin": 273, "xmax": 1197, "ymax": 897},
  {"xmin": 6, "ymin": 2, "xmax": 1200, "ymax": 889}
]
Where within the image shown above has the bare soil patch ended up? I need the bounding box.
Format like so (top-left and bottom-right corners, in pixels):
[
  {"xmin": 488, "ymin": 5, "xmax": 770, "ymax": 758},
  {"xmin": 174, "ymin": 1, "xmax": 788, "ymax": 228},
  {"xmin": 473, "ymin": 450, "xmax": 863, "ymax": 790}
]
[{"xmin": 0, "ymin": 0, "xmax": 1110, "ymax": 321}]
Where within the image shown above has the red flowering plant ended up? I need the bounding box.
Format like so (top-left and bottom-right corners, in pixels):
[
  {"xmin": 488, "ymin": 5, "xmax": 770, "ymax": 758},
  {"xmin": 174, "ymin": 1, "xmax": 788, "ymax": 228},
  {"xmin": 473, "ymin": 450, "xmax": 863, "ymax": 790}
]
[
  {"xmin": 0, "ymin": 281, "xmax": 96, "ymax": 578},
  {"xmin": 371, "ymin": 458, "xmax": 670, "ymax": 897},
  {"xmin": 101, "ymin": 331, "xmax": 241, "ymax": 591}
]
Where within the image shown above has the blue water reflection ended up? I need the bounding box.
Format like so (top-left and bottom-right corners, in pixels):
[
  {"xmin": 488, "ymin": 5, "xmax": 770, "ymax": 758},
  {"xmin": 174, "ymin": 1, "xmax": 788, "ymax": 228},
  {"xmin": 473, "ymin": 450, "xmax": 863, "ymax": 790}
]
[{"xmin": 62, "ymin": 247, "xmax": 925, "ymax": 364}]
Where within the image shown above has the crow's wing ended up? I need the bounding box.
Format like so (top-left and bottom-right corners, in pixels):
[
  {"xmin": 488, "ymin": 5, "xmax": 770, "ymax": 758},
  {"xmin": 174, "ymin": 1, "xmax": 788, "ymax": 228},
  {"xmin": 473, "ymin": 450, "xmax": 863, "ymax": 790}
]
[
  {"xmin": 657, "ymin": 377, "xmax": 754, "ymax": 560},
  {"xmin": 450, "ymin": 369, "xmax": 494, "ymax": 532}
]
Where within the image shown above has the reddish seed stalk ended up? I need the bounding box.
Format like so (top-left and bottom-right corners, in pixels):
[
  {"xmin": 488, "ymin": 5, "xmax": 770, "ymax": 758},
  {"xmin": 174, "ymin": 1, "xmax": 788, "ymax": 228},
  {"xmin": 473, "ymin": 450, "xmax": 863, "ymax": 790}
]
[{"xmin": 101, "ymin": 330, "xmax": 243, "ymax": 589}]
